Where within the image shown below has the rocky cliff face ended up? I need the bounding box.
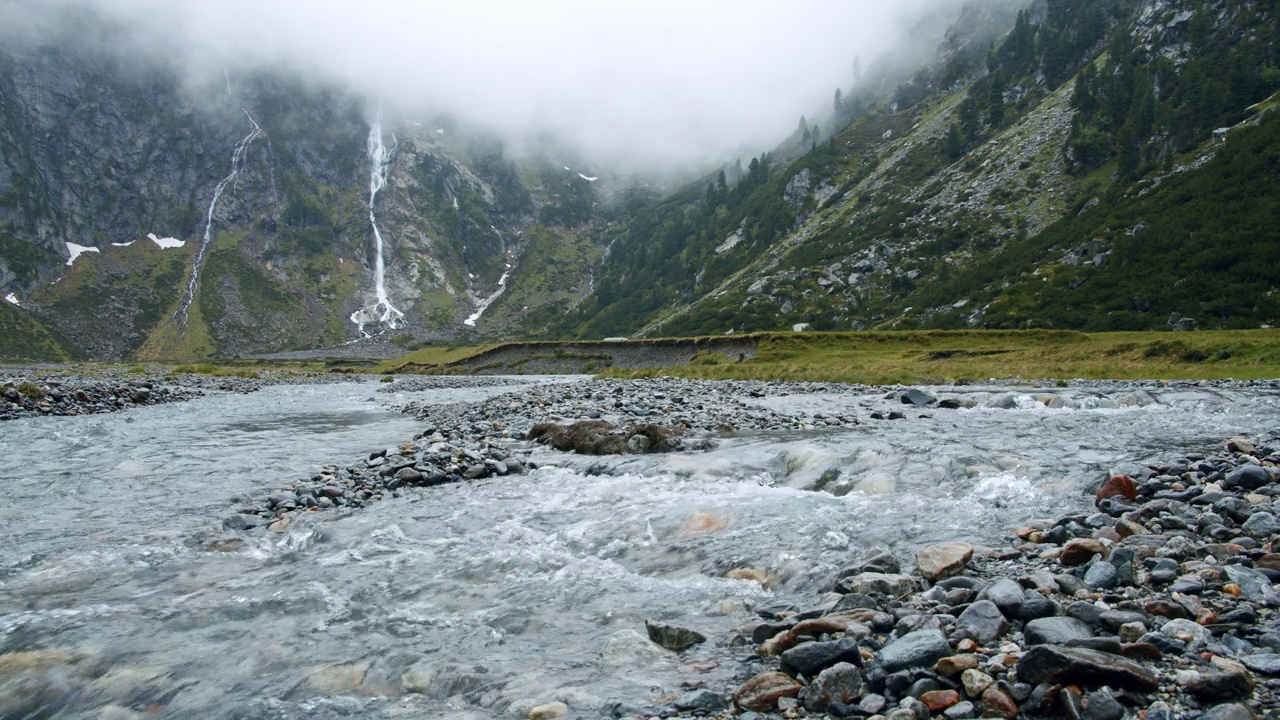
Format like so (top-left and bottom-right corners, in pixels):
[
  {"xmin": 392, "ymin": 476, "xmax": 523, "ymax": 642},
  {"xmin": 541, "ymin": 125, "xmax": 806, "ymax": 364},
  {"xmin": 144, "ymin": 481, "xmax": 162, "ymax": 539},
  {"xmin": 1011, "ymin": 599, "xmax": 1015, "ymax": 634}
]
[{"xmin": 0, "ymin": 10, "xmax": 603, "ymax": 360}]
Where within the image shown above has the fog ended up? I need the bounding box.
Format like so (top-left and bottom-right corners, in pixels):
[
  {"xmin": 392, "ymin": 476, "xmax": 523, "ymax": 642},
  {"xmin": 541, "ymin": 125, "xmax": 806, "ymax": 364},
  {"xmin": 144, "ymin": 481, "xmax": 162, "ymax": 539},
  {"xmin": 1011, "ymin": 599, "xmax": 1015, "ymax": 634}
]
[{"xmin": 13, "ymin": 0, "xmax": 952, "ymax": 172}]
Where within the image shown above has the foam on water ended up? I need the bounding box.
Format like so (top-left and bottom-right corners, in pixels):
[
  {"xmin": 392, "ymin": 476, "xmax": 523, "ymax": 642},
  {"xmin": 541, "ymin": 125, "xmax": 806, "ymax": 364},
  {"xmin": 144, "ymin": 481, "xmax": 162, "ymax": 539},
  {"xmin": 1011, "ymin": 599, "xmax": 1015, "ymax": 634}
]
[{"xmin": 1, "ymin": 381, "xmax": 1279, "ymax": 716}]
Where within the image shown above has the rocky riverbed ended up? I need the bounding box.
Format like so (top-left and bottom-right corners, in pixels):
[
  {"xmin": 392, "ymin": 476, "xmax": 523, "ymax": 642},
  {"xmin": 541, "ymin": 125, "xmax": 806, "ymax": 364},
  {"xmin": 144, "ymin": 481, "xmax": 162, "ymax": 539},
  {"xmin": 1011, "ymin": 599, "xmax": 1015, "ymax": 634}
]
[
  {"xmin": 0, "ymin": 366, "xmax": 371, "ymax": 420},
  {"xmin": 716, "ymin": 433, "xmax": 1280, "ymax": 720},
  {"xmin": 215, "ymin": 376, "xmax": 1280, "ymax": 719},
  {"xmin": 5, "ymin": 373, "xmax": 1280, "ymax": 718}
]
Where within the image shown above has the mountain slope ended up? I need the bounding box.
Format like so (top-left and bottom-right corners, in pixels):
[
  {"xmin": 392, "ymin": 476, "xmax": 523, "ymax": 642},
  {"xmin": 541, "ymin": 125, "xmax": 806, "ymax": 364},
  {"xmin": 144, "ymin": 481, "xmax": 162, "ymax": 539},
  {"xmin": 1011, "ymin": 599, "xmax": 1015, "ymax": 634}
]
[{"xmin": 556, "ymin": 0, "xmax": 1280, "ymax": 338}]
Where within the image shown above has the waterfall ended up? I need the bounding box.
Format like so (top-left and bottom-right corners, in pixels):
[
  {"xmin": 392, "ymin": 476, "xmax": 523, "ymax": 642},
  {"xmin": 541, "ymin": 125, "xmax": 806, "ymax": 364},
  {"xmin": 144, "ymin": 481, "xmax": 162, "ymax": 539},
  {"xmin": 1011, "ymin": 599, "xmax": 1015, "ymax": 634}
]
[
  {"xmin": 173, "ymin": 110, "xmax": 261, "ymax": 330},
  {"xmin": 348, "ymin": 115, "xmax": 405, "ymax": 337}
]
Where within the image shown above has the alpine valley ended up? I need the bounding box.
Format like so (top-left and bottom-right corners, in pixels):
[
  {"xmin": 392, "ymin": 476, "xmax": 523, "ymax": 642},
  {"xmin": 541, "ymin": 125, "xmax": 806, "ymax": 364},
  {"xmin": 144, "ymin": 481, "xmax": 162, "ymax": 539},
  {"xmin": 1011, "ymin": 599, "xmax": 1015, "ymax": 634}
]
[{"xmin": 1, "ymin": 0, "xmax": 1277, "ymax": 362}]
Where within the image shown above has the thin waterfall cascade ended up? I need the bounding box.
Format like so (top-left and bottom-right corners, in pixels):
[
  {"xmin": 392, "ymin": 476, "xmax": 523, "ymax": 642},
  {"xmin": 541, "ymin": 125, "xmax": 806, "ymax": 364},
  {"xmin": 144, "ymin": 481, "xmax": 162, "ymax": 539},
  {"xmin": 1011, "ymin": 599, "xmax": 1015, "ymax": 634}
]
[
  {"xmin": 349, "ymin": 117, "xmax": 405, "ymax": 337},
  {"xmin": 173, "ymin": 110, "xmax": 261, "ymax": 330},
  {"xmin": 464, "ymin": 263, "xmax": 512, "ymax": 327}
]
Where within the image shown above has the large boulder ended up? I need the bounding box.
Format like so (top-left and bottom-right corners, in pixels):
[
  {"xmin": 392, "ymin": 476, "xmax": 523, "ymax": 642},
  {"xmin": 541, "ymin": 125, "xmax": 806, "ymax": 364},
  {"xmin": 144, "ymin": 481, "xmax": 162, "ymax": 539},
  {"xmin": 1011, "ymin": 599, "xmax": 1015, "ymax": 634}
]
[{"xmin": 1017, "ymin": 645, "xmax": 1158, "ymax": 691}]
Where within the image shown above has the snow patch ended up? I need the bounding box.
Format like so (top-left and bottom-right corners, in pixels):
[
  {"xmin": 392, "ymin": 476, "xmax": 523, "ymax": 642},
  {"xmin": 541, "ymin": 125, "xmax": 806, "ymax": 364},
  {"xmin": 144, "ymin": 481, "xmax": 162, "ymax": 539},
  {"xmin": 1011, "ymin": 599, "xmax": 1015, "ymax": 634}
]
[
  {"xmin": 464, "ymin": 264, "xmax": 512, "ymax": 327},
  {"xmin": 65, "ymin": 242, "xmax": 100, "ymax": 265},
  {"xmin": 4, "ymin": 292, "xmax": 19, "ymax": 306},
  {"xmin": 578, "ymin": 173, "xmax": 598, "ymax": 182},
  {"xmin": 436, "ymin": 128, "xmax": 445, "ymax": 135},
  {"xmin": 147, "ymin": 233, "xmax": 185, "ymax": 249},
  {"xmin": 111, "ymin": 240, "xmax": 136, "ymax": 247}
]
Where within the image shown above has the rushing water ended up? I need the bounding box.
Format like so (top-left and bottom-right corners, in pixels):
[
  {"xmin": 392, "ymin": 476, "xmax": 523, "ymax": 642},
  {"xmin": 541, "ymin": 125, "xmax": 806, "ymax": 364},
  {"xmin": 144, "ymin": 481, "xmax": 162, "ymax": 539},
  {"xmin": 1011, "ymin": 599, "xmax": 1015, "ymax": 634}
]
[{"xmin": 1, "ymin": 379, "xmax": 1279, "ymax": 718}]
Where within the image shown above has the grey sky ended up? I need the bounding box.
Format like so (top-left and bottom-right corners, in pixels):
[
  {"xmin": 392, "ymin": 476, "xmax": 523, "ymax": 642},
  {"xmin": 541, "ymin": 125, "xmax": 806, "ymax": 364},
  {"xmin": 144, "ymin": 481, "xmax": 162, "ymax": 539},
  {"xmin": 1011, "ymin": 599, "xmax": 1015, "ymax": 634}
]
[{"xmin": 50, "ymin": 0, "xmax": 939, "ymax": 169}]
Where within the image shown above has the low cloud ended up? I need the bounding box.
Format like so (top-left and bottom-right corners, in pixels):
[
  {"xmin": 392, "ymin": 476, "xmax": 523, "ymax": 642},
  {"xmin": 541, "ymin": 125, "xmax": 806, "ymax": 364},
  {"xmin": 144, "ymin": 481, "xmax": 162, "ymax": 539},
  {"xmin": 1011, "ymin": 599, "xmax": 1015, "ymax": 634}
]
[{"xmin": 14, "ymin": 0, "xmax": 949, "ymax": 171}]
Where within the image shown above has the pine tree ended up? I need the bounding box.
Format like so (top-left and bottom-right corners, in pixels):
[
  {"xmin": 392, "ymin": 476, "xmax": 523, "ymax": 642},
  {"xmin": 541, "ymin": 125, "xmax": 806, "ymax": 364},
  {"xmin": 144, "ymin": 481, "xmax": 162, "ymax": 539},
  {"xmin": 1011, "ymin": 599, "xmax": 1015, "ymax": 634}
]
[
  {"xmin": 834, "ymin": 88, "xmax": 844, "ymax": 115},
  {"xmin": 945, "ymin": 122, "xmax": 966, "ymax": 159},
  {"xmin": 987, "ymin": 73, "xmax": 1006, "ymax": 129}
]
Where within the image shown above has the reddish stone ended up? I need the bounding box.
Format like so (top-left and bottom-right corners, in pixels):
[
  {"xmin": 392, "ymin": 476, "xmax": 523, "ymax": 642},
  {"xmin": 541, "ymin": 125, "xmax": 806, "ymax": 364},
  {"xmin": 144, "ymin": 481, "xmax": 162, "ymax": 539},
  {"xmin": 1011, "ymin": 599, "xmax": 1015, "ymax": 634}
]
[
  {"xmin": 1258, "ymin": 554, "xmax": 1280, "ymax": 572},
  {"xmin": 1096, "ymin": 474, "xmax": 1138, "ymax": 503},
  {"xmin": 733, "ymin": 672, "xmax": 802, "ymax": 712},
  {"xmin": 1121, "ymin": 642, "xmax": 1164, "ymax": 661},
  {"xmin": 921, "ymin": 689, "xmax": 961, "ymax": 713},
  {"xmin": 935, "ymin": 654, "xmax": 980, "ymax": 677},
  {"xmin": 1060, "ymin": 538, "xmax": 1107, "ymax": 566},
  {"xmin": 981, "ymin": 687, "xmax": 1020, "ymax": 719}
]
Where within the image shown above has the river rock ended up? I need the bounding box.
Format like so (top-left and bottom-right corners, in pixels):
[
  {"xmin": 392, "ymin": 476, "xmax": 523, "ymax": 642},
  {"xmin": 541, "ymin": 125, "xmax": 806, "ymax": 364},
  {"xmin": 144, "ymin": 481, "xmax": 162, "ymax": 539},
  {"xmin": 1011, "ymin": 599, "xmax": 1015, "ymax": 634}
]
[
  {"xmin": 1183, "ymin": 662, "xmax": 1255, "ymax": 700},
  {"xmin": 1224, "ymin": 464, "xmax": 1272, "ymax": 490},
  {"xmin": 734, "ymin": 672, "xmax": 803, "ymax": 712},
  {"xmin": 1096, "ymin": 475, "xmax": 1138, "ymax": 502},
  {"xmin": 645, "ymin": 621, "xmax": 705, "ymax": 651},
  {"xmin": 1083, "ymin": 561, "xmax": 1118, "ymax": 589},
  {"xmin": 1061, "ymin": 538, "xmax": 1107, "ymax": 566},
  {"xmin": 1024, "ymin": 617, "xmax": 1094, "ymax": 645},
  {"xmin": 527, "ymin": 702, "xmax": 568, "ymax": 720},
  {"xmin": 955, "ymin": 600, "xmax": 1009, "ymax": 644},
  {"xmin": 934, "ymin": 654, "xmax": 979, "ymax": 677},
  {"xmin": 961, "ymin": 669, "xmax": 993, "ymax": 698},
  {"xmin": 1017, "ymin": 645, "xmax": 1158, "ymax": 691},
  {"xmin": 979, "ymin": 578, "xmax": 1025, "ymax": 617},
  {"xmin": 842, "ymin": 547, "xmax": 901, "ymax": 575},
  {"xmin": 836, "ymin": 572, "xmax": 916, "ymax": 597},
  {"xmin": 878, "ymin": 629, "xmax": 951, "ymax": 672},
  {"xmin": 598, "ymin": 630, "xmax": 668, "ymax": 666},
  {"xmin": 801, "ymin": 662, "xmax": 864, "ymax": 712},
  {"xmin": 901, "ymin": 389, "xmax": 938, "ymax": 406},
  {"xmin": 1223, "ymin": 564, "xmax": 1279, "ymax": 605},
  {"xmin": 921, "ymin": 689, "xmax": 961, "ymax": 713},
  {"xmin": 781, "ymin": 637, "xmax": 862, "ymax": 679},
  {"xmin": 980, "ymin": 687, "xmax": 1018, "ymax": 719},
  {"xmin": 1243, "ymin": 511, "xmax": 1280, "ymax": 536},
  {"xmin": 916, "ymin": 542, "xmax": 974, "ymax": 582},
  {"xmin": 1201, "ymin": 704, "xmax": 1259, "ymax": 720},
  {"xmin": 221, "ymin": 514, "xmax": 258, "ymax": 531},
  {"xmin": 672, "ymin": 690, "xmax": 725, "ymax": 712}
]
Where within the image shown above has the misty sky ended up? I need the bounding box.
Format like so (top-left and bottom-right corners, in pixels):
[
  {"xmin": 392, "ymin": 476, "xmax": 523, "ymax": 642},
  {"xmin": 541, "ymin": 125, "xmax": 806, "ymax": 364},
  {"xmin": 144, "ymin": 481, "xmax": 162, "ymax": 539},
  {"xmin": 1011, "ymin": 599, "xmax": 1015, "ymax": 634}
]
[{"xmin": 48, "ymin": 0, "xmax": 935, "ymax": 170}]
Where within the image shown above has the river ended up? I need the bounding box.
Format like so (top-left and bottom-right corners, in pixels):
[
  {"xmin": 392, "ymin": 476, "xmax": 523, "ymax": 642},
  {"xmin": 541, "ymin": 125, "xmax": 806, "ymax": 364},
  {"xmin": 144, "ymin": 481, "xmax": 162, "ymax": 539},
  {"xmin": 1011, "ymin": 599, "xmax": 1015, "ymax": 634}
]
[{"xmin": 1, "ymin": 378, "xmax": 1278, "ymax": 718}]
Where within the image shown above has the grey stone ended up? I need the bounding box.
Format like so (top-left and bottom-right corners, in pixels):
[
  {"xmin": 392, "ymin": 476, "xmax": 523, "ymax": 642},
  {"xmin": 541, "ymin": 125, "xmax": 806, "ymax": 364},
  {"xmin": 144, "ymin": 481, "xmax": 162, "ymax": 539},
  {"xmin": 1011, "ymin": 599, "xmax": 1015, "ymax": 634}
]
[
  {"xmin": 801, "ymin": 662, "xmax": 864, "ymax": 712},
  {"xmin": 859, "ymin": 693, "xmax": 887, "ymax": 714},
  {"xmin": 221, "ymin": 514, "xmax": 258, "ymax": 531},
  {"xmin": 955, "ymin": 600, "xmax": 1009, "ymax": 644},
  {"xmin": 1241, "ymin": 653, "xmax": 1280, "ymax": 675},
  {"xmin": 944, "ymin": 700, "xmax": 977, "ymax": 719},
  {"xmin": 978, "ymin": 578, "xmax": 1025, "ymax": 618},
  {"xmin": 901, "ymin": 389, "xmax": 938, "ymax": 406},
  {"xmin": 1200, "ymin": 703, "xmax": 1259, "ymax": 720},
  {"xmin": 673, "ymin": 689, "xmax": 725, "ymax": 712},
  {"xmin": 1224, "ymin": 564, "xmax": 1279, "ymax": 605},
  {"xmin": 878, "ymin": 629, "xmax": 951, "ymax": 672},
  {"xmin": 1242, "ymin": 511, "xmax": 1280, "ymax": 537},
  {"xmin": 842, "ymin": 547, "xmax": 901, "ymax": 576},
  {"xmin": 1024, "ymin": 617, "xmax": 1094, "ymax": 645},
  {"xmin": 1081, "ymin": 688, "xmax": 1124, "ymax": 720},
  {"xmin": 836, "ymin": 572, "xmax": 916, "ymax": 597},
  {"xmin": 1224, "ymin": 464, "xmax": 1272, "ymax": 490},
  {"xmin": 781, "ymin": 637, "xmax": 863, "ymax": 679},
  {"xmin": 1016, "ymin": 645, "xmax": 1158, "ymax": 691},
  {"xmin": 1083, "ymin": 561, "xmax": 1118, "ymax": 589}
]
